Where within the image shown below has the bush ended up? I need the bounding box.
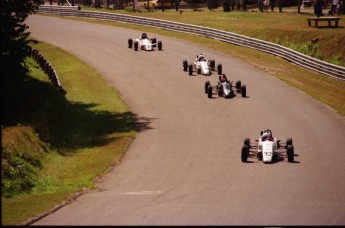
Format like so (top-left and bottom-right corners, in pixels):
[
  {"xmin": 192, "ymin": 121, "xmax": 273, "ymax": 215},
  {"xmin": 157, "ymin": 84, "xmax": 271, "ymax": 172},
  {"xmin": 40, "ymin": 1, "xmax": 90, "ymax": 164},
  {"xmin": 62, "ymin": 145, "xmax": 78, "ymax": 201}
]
[{"xmin": 1, "ymin": 148, "xmax": 38, "ymax": 198}]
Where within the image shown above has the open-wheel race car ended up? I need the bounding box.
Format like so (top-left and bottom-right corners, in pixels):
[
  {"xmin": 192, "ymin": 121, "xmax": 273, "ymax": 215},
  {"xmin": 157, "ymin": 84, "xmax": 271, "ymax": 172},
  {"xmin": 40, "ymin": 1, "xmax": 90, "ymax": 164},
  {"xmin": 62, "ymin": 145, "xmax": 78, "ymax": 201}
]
[
  {"xmin": 241, "ymin": 129, "xmax": 295, "ymax": 163},
  {"xmin": 183, "ymin": 54, "xmax": 222, "ymax": 76},
  {"xmin": 205, "ymin": 74, "xmax": 246, "ymax": 99},
  {"xmin": 128, "ymin": 33, "xmax": 162, "ymax": 51}
]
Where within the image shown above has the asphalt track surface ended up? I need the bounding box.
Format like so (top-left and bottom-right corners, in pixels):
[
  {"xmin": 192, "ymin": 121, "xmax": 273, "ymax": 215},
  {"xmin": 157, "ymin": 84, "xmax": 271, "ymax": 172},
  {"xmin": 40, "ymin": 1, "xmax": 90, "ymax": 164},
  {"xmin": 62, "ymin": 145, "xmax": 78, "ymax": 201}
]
[{"xmin": 26, "ymin": 15, "xmax": 345, "ymax": 225}]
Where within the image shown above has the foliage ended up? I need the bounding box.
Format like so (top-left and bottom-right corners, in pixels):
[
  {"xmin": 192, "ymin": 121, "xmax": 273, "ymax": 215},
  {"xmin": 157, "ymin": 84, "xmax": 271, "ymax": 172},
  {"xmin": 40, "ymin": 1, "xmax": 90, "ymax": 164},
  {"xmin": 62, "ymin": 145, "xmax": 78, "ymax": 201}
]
[
  {"xmin": 1, "ymin": 0, "xmax": 42, "ymax": 126},
  {"xmin": 2, "ymin": 147, "xmax": 38, "ymax": 197},
  {"xmin": 328, "ymin": 54, "xmax": 343, "ymax": 66},
  {"xmin": 0, "ymin": 0, "xmax": 38, "ymax": 63},
  {"xmin": 275, "ymin": 36, "xmax": 321, "ymax": 59}
]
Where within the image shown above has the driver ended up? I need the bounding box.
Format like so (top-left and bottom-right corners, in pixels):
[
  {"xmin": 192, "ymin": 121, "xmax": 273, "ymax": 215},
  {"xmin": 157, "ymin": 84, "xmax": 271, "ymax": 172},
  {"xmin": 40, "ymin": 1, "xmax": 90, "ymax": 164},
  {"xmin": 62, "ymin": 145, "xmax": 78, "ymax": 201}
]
[
  {"xmin": 217, "ymin": 74, "xmax": 228, "ymax": 91},
  {"xmin": 196, "ymin": 54, "xmax": 204, "ymax": 62},
  {"xmin": 140, "ymin": 33, "xmax": 148, "ymax": 39},
  {"xmin": 219, "ymin": 74, "xmax": 228, "ymax": 83},
  {"xmin": 261, "ymin": 129, "xmax": 274, "ymax": 141}
]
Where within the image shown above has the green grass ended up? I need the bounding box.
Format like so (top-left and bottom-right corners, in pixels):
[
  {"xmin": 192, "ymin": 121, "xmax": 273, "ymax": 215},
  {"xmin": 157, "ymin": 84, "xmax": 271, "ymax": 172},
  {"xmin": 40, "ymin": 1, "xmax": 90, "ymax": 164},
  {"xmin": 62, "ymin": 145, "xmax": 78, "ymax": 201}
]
[{"xmin": 2, "ymin": 42, "xmax": 136, "ymax": 225}]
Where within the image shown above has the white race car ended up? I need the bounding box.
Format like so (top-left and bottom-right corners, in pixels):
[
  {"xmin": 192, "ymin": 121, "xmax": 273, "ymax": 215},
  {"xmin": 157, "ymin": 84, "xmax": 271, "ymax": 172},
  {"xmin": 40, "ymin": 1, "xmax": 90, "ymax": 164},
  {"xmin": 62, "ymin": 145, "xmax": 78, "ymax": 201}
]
[
  {"xmin": 241, "ymin": 129, "xmax": 294, "ymax": 163},
  {"xmin": 128, "ymin": 33, "xmax": 162, "ymax": 51},
  {"xmin": 183, "ymin": 54, "xmax": 222, "ymax": 76},
  {"xmin": 205, "ymin": 74, "xmax": 246, "ymax": 99}
]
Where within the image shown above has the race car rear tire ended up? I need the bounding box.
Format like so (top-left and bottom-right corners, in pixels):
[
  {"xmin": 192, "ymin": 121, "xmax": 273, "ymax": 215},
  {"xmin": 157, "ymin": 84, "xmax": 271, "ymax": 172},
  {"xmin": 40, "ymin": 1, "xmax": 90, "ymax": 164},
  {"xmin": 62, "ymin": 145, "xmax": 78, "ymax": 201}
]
[
  {"xmin": 197, "ymin": 68, "xmax": 201, "ymax": 74},
  {"xmin": 236, "ymin": 80, "xmax": 241, "ymax": 93},
  {"xmin": 241, "ymin": 85, "xmax": 246, "ymax": 97},
  {"xmin": 207, "ymin": 86, "xmax": 213, "ymax": 98},
  {"xmin": 209, "ymin": 60, "xmax": 215, "ymax": 70},
  {"xmin": 244, "ymin": 138, "xmax": 250, "ymax": 146},
  {"xmin": 183, "ymin": 60, "xmax": 188, "ymax": 71},
  {"xmin": 217, "ymin": 64, "xmax": 222, "ymax": 74},
  {"xmin": 241, "ymin": 145, "xmax": 249, "ymax": 162},
  {"xmin": 158, "ymin": 41, "xmax": 162, "ymax": 50},
  {"xmin": 205, "ymin": 81, "xmax": 210, "ymax": 93},
  {"xmin": 287, "ymin": 145, "xmax": 294, "ymax": 163},
  {"xmin": 188, "ymin": 64, "xmax": 193, "ymax": 75},
  {"xmin": 134, "ymin": 41, "xmax": 139, "ymax": 51},
  {"xmin": 128, "ymin": 38, "xmax": 133, "ymax": 48},
  {"xmin": 286, "ymin": 138, "xmax": 293, "ymax": 146}
]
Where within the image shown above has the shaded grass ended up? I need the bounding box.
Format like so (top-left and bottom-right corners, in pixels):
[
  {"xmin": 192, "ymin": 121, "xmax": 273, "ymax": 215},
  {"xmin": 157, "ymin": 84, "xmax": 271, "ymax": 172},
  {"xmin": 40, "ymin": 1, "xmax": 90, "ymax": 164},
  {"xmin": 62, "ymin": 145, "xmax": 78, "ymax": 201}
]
[{"xmin": 2, "ymin": 42, "xmax": 136, "ymax": 225}]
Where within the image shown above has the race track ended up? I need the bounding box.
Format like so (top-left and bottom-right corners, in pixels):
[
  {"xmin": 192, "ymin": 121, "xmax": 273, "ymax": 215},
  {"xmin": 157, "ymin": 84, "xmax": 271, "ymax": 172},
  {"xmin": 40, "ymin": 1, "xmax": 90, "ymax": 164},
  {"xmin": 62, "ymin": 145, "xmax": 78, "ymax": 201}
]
[{"xmin": 26, "ymin": 15, "xmax": 345, "ymax": 225}]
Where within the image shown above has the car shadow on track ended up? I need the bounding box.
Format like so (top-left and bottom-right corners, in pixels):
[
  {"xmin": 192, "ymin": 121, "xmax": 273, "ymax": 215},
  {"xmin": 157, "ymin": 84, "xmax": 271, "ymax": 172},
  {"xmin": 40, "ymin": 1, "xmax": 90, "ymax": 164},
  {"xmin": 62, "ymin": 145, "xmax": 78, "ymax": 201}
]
[
  {"xmin": 132, "ymin": 113, "xmax": 157, "ymax": 132},
  {"xmin": 244, "ymin": 153, "xmax": 300, "ymax": 164}
]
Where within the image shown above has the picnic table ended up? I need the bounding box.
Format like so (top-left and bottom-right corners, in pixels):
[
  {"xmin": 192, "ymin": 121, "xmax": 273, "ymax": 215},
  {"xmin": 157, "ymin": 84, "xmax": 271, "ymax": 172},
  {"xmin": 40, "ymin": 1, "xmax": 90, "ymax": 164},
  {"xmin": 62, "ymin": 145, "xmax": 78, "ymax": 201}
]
[{"xmin": 307, "ymin": 17, "xmax": 341, "ymax": 28}]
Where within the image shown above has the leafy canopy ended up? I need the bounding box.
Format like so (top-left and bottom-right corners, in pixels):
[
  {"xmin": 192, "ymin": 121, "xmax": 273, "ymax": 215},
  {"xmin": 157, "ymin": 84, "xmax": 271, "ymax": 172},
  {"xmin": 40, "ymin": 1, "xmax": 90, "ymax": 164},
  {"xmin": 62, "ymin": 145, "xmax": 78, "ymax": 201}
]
[
  {"xmin": 1, "ymin": 0, "xmax": 39, "ymax": 65},
  {"xmin": 1, "ymin": 0, "xmax": 41, "ymax": 124}
]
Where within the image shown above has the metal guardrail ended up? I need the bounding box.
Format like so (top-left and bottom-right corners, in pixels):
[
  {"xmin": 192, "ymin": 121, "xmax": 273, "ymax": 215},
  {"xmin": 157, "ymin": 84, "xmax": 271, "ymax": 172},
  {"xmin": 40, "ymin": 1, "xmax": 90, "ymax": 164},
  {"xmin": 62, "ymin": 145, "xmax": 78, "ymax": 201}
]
[{"xmin": 36, "ymin": 5, "xmax": 345, "ymax": 81}]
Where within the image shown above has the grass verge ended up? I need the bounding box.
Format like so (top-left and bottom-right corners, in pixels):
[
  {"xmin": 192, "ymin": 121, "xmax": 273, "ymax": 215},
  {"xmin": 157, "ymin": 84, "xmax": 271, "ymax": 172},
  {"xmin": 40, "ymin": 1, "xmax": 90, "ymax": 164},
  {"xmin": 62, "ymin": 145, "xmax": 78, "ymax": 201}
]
[{"xmin": 2, "ymin": 42, "xmax": 136, "ymax": 225}]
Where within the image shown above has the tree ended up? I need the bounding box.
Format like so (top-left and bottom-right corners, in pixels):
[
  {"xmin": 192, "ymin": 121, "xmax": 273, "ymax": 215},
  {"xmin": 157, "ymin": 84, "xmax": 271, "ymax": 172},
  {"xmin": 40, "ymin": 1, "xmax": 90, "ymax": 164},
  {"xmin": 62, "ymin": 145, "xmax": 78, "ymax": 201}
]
[
  {"xmin": 1, "ymin": 0, "xmax": 39, "ymax": 76},
  {"xmin": 1, "ymin": 0, "xmax": 40, "ymax": 124}
]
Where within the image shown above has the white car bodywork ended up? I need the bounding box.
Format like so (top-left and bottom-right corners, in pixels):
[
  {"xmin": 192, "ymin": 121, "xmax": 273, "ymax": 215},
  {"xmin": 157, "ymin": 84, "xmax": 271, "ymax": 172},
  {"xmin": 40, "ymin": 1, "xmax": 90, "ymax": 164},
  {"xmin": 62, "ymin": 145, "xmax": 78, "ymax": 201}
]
[
  {"xmin": 194, "ymin": 58, "xmax": 211, "ymax": 75},
  {"xmin": 135, "ymin": 38, "xmax": 155, "ymax": 51},
  {"xmin": 241, "ymin": 130, "xmax": 294, "ymax": 163},
  {"xmin": 183, "ymin": 56, "xmax": 221, "ymax": 76},
  {"xmin": 128, "ymin": 36, "xmax": 162, "ymax": 51},
  {"xmin": 258, "ymin": 136, "xmax": 278, "ymax": 163}
]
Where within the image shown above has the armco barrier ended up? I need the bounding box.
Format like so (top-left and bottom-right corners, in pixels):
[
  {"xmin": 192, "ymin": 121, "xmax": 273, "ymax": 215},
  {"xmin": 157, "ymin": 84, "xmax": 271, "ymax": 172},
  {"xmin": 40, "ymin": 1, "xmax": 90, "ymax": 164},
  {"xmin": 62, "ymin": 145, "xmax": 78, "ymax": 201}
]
[
  {"xmin": 28, "ymin": 46, "xmax": 66, "ymax": 95},
  {"xmin": 36, "ymin": 5, "xmax": 345, "ymax": 81}
]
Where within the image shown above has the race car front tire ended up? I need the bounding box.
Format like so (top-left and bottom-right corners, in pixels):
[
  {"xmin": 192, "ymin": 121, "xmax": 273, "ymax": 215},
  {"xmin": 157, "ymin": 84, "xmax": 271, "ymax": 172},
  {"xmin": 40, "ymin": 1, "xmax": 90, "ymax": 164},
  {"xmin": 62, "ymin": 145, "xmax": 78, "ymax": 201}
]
[
  {"xmin": 287, "ymin": 145, "xmax": 294, "ymax": 163},
  {"xmin": 134, "ymin": 41, "xmax": 139, "ymax": 51},
  {"xmin": 188, "ymin": 64, "xmax": 193, "ymax": 75},
  {"xmin": 128, "ymin": 38, "xmax": 133, "ymax": 48},
  {"xmin": 183, "ymin": 60, "xmax": 188, "ymax": 71},
  {"xmin": 205, "ymin": 81, "xmax": 210, "ymax": 93},
  {"xmin": 286, "ymin": 138, "xmax": 293, "ymax": 146},
  {"xmin": 207, "ymin": 86, "xmax": 213, "ymax": 98},
  {"xmin": 241, "ymin": 145, "xmax": 249, "ymax": 162},
  {"xmin": 217, "ymin": 64, "xmax": 222, "ymax": 74},
  {"xmin": 244, "ymin": 138, "xmax": 250, "ymax": 146},
  {"xmin": 209, "ymin": 60, "xmax": 215, "ymax": 70},
  {"xmin": 241, "ymin": 85, "xmax": 246, "ymax": 97},
  {"xmin": 158, "ymin": 41, "xmax": 162, "ymax": 50},
  {"xmin": 236, "ymin": 80, "xmax": 241, "ymax": 93},
  {"xmin": 257, "ymin": 152, "xmax": 262, "ymax": 160}
]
